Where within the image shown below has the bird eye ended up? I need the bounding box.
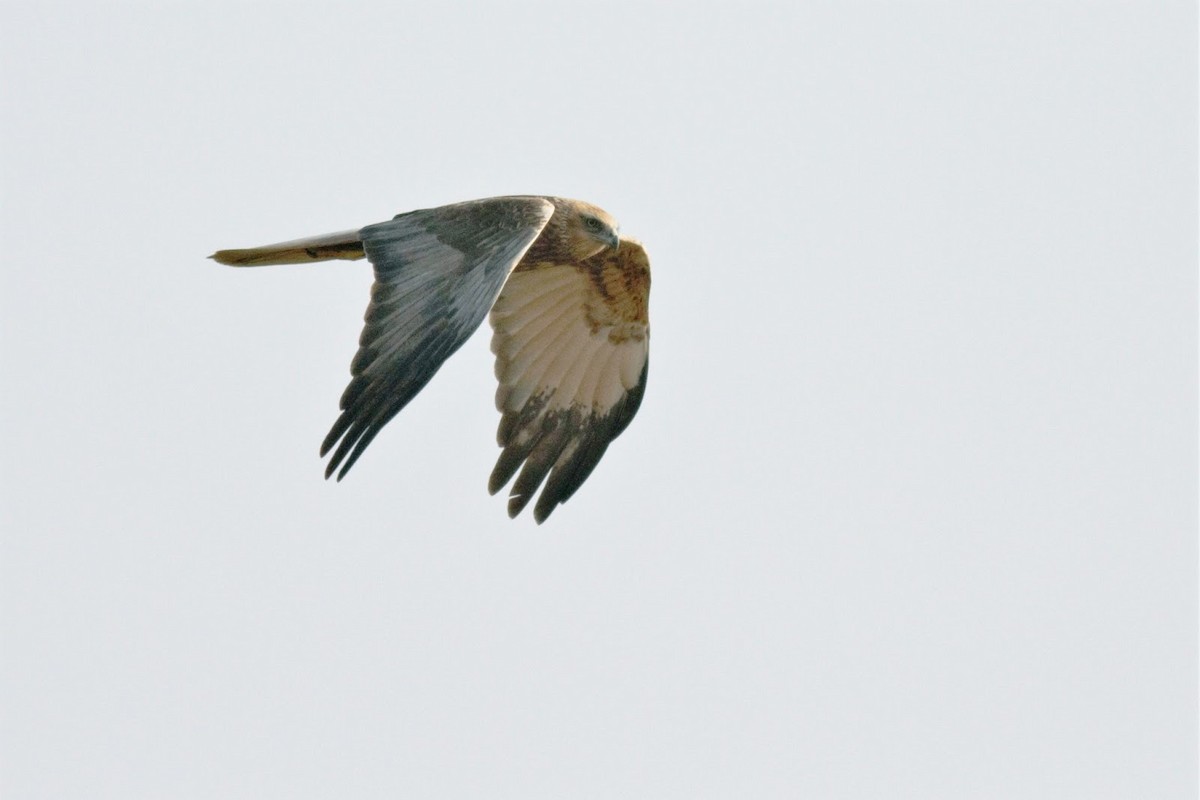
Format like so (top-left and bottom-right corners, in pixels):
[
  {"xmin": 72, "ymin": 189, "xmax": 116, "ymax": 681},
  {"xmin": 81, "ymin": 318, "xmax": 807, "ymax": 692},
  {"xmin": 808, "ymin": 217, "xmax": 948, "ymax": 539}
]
[{"xmin": 585, "ymin": 217, "xmax": 604, "ymax": 232}]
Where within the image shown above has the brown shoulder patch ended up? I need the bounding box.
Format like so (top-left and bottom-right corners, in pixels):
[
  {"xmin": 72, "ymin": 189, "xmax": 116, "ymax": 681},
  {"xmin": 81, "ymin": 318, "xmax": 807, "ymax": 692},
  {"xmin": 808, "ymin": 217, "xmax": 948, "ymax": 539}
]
[{"xmin": 580, "ymin": 240, "xmax": 651, "ymax": 340}]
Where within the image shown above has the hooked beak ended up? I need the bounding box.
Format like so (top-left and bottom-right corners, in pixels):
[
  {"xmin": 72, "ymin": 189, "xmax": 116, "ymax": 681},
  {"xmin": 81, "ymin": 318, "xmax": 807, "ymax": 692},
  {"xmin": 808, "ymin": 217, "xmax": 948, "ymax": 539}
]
[{"xmin": 608, "ymin": 230, "xmax": 621, "ymax": 251}]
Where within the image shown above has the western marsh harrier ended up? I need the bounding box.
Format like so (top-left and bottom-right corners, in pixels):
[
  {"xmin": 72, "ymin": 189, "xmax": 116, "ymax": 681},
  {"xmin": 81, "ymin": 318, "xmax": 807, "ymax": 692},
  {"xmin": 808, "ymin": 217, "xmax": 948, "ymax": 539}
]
[{"xmin": 212, "ymin": 196, "xmax": 650, "ymax": 523}]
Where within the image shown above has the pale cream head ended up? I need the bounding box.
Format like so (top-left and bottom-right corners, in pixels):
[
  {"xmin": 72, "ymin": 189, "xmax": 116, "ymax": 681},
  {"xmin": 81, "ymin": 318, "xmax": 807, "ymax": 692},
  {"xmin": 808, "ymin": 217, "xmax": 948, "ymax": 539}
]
[{"xmin": 555, "ymin": 199, "xmax": 621, "ymax": 261}]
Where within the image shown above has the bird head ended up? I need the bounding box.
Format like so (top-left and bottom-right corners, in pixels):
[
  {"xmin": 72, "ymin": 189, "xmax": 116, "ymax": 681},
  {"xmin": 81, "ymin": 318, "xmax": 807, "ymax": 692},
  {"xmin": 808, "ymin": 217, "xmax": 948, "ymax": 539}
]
[{"xmin": 562, "ymin": 200, "xmax": 621, "ymax": 260}]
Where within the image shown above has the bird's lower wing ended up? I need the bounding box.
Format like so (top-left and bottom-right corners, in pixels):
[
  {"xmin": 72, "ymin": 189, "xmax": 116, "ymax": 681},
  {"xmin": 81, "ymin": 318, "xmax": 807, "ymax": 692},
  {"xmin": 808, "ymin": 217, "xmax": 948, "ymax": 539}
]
[
  {"xmin": 321, "ymin": 197, "xmax": 556, "ymax": 480},
  {"xmin": 488, "ymin": 241, "xmax": 651, "ymax": 523}
]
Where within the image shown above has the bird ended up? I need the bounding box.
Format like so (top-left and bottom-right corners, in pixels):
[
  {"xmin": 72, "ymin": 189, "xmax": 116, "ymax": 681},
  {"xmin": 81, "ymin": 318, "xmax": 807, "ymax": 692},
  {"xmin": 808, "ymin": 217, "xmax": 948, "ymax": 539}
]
[{"xmin": 211, "ymin": 196, "xmax": 650, "ymax": 523}]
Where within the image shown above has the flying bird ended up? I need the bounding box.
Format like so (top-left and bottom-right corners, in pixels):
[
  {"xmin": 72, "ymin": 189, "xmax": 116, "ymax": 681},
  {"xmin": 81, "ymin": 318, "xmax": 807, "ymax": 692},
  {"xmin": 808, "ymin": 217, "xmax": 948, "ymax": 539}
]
[{"xmin": 212, "ymin": 196, "xmax": 650, "ymax": 523}]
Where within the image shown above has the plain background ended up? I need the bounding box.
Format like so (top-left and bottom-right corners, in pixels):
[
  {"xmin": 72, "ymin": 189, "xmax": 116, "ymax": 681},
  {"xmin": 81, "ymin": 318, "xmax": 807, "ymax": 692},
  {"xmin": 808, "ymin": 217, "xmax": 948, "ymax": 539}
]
[{"xmin": 1, "ymin": 2, "xmax": 1195, "ymax": 798}]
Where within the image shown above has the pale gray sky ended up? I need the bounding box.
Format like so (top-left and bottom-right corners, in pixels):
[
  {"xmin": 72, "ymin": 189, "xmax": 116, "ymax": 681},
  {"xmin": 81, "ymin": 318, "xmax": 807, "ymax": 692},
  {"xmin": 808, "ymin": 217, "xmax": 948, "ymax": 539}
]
[{"xmin": 2, "ymin": 2, "xmax": 1196, "ymax": 798}]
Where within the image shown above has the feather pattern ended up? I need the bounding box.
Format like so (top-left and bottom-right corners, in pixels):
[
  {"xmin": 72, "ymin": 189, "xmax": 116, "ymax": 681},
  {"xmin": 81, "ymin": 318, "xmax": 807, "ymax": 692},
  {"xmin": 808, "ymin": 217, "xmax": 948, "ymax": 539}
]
[
  {"xmin": 320, "ymin": 197, "xmax": 555, "ymax": 479},
  {"xmin": 488, "ymin": 242, "xmax": 651, "ymax": 522}
]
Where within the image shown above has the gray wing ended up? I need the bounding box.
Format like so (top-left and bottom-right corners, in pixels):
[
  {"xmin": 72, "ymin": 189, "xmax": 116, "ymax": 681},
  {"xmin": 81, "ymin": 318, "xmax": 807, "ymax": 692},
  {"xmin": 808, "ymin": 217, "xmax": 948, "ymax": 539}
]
[{"xmin": 321, "ymin": 197, "xmax": 555, "ymax": 480}]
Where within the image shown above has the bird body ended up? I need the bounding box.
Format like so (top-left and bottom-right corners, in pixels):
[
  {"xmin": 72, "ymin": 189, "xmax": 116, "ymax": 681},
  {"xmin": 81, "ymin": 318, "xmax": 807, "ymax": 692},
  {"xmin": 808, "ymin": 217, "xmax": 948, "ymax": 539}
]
[{"xmin": 212, "ymin": 196, "xmax": 650, "ymax": 523}]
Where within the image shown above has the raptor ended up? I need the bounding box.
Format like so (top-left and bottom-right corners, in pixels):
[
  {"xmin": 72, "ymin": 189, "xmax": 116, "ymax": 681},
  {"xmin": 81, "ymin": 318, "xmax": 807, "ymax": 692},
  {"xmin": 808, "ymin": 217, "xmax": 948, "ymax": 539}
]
[{"xmin": 212, "ymin": 196, "xmax": 650, "ymax": 523}]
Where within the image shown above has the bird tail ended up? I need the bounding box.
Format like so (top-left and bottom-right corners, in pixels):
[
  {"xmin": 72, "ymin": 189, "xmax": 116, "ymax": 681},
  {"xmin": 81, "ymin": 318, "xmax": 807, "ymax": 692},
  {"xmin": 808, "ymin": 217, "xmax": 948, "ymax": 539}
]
[{"xmin": 210, "ymin": 229, "xmax": 366, "ymax": 266}]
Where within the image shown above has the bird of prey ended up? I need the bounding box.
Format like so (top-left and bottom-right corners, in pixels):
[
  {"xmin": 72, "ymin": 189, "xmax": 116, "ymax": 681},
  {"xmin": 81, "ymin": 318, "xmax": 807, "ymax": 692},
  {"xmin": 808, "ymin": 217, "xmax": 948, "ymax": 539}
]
[{"xmin": 212, "ymin": 196, "xmax": 650, "ymax": 523}]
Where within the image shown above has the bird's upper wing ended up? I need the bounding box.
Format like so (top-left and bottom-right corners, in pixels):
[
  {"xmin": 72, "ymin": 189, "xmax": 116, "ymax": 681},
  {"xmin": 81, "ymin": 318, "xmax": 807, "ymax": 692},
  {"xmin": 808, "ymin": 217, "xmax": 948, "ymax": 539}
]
[
  {"xmin": 487, "ymin": 240, "xmax": 651, "ymax": 523},
  {"xmin": 321, "ymin": 197, "xmax": 556, "ymax": 479}
]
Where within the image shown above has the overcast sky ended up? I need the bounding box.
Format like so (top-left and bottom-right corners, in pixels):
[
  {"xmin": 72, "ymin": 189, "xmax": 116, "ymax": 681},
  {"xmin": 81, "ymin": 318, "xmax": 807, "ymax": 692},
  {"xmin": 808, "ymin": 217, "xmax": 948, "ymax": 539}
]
[{"xmin": 1, "ymin": 2, "xmax": 1195, "ymax": 798}]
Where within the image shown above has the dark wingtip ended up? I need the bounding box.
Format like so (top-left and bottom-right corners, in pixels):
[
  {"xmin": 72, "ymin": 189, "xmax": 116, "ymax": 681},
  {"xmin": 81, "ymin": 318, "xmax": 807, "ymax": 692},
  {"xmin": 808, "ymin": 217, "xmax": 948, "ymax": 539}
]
[
  {"xmin": 532, "ymin": 488, "xmax": 564, "ymax": 524},
  {"xmin": 320, "ymin": 414, "xmax": 348, "ymax": 457},
  {"xmin": 321, "ymin": 450, "xmax": 352, "ymax": 482},
  {"xmin": 506, "ymin": 493, "xmax": 530, "ymax": 519},
  {"xmin": 487, "ymin": 467, "xmax": 508, "ymax": 496}
]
